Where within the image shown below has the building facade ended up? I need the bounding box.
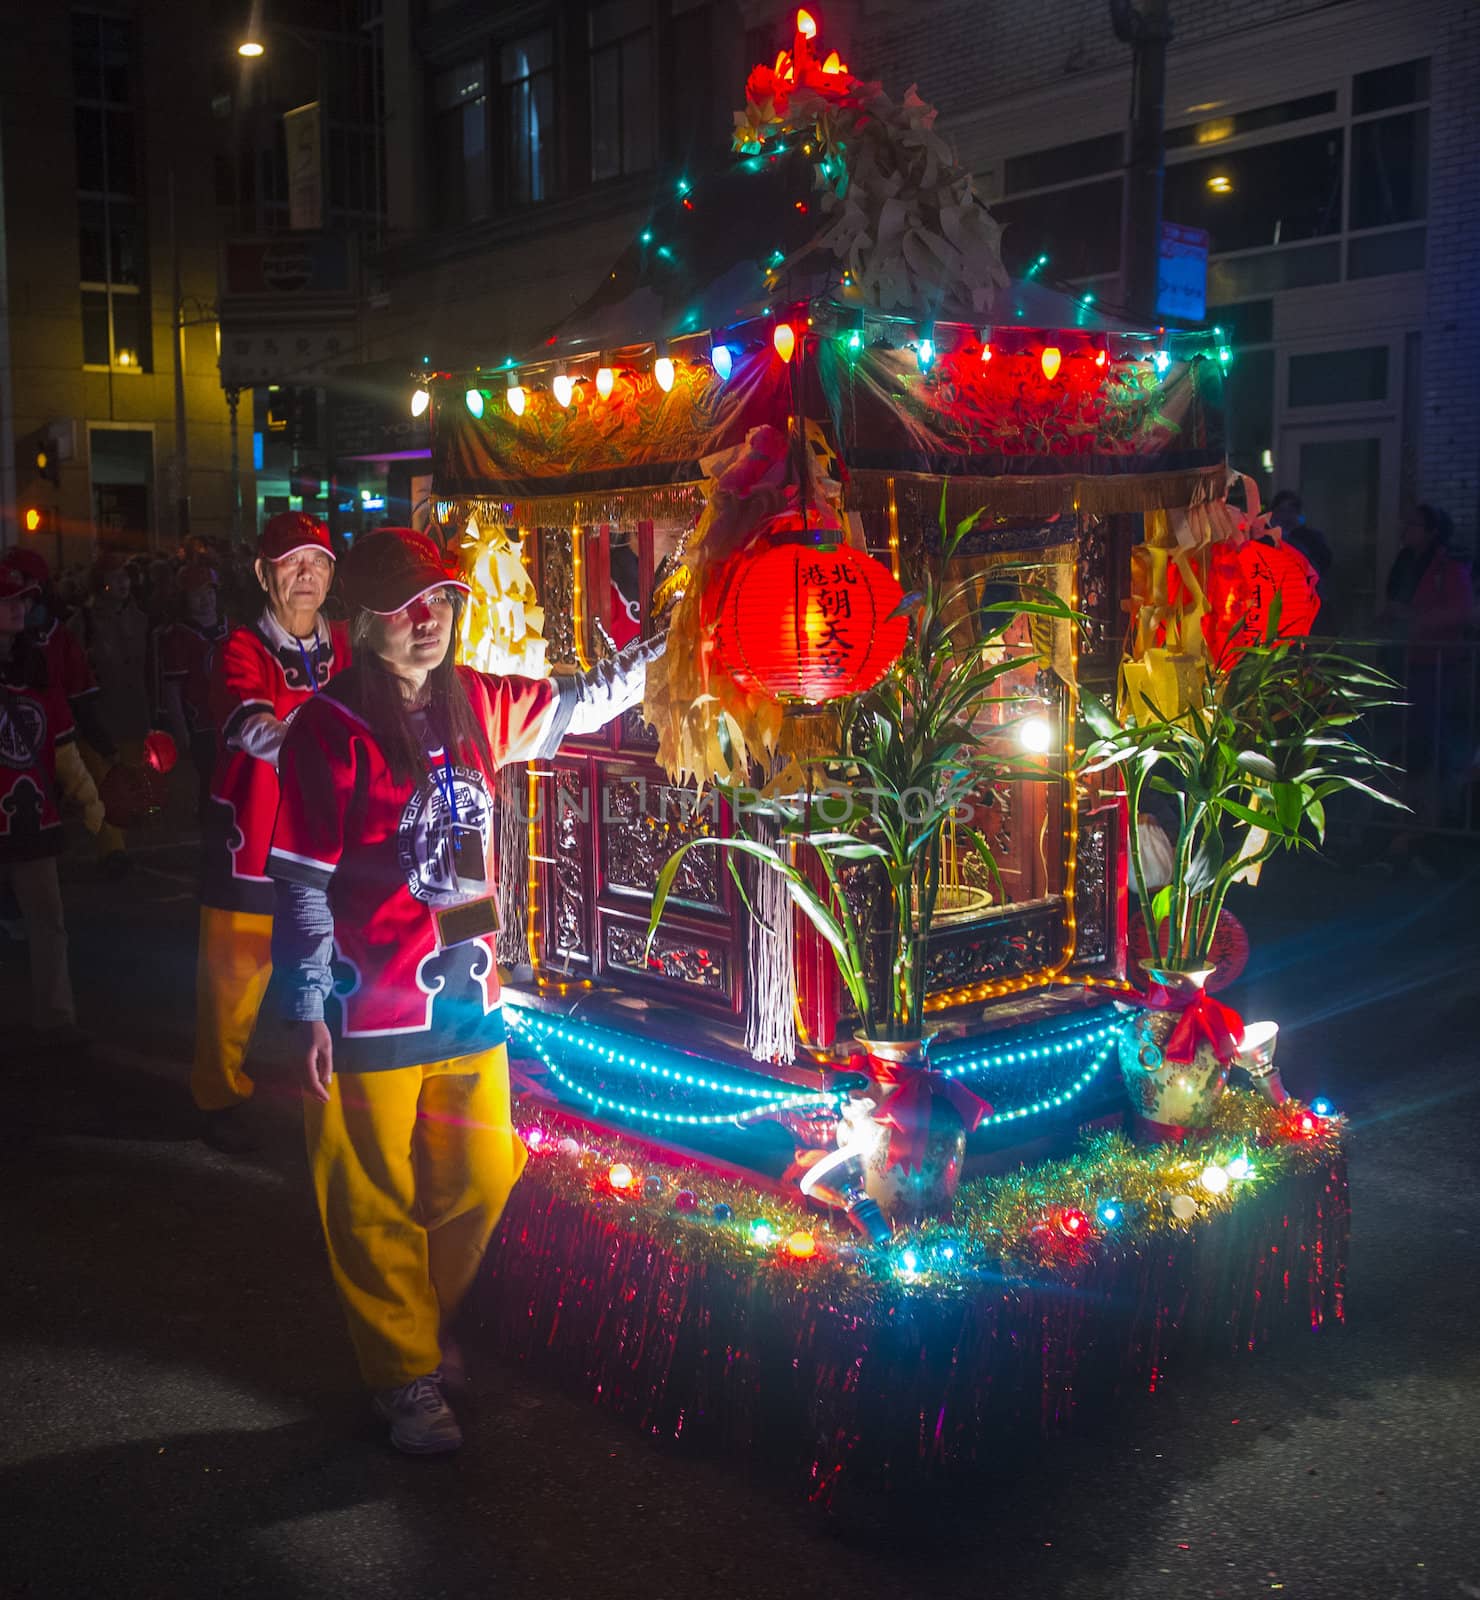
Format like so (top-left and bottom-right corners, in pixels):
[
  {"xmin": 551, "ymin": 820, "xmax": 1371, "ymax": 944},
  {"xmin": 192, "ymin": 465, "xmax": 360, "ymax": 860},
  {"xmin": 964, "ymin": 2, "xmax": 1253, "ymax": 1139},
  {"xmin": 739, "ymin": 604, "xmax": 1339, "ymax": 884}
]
[
  {"xmin": 358, "ymin": 0, "xmax": 1476, "ymax": 632},
  {"xmin": 0, "ymin": 1, "xmax": 246, "ymax": 568}
]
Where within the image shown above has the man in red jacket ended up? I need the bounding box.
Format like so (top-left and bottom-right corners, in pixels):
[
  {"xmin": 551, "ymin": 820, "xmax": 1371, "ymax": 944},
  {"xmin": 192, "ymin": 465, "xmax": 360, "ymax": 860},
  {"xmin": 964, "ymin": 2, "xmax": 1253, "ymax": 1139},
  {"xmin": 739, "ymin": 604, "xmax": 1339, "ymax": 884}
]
[
  {"xmin": 193, "ymin": 512, "xmax": 350, "ymax": 1153},
  {"xmin": 0, "ymin": 561, "xmax": 105, "ymax": 1042}
]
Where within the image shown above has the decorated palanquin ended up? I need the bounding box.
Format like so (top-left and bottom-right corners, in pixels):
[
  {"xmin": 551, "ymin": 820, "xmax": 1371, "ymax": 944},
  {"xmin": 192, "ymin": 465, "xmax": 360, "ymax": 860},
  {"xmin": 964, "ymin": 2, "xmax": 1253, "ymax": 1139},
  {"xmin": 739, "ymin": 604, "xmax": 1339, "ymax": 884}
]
[{"xmin": 425, "ymin": 14, "xmax": 1231, "ymax": 1181}]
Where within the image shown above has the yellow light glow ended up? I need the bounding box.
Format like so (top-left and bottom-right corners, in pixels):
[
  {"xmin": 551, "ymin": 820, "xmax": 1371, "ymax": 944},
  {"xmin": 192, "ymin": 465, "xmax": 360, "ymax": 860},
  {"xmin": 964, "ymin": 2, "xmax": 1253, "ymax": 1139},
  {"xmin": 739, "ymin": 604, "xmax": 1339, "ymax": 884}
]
[
  {"xmin": 1207, "ymin": 174, "xmax": 1233, "ymax": 195},
  {"xmin": 410, "ymin": 388, "xmax": 430, "ymax": 418},
  {"xmin": 553, "ymin": 374, "xmax": 574, "ymax": 407},
  {"xmin": 507, "ymin": 384, "xmax": 527, "ymax": 416},
  {"xmin": 885, "ymin": 475, "xmax": 901, "ymax": 582},
  {"xmin": 773, "ymin": 322, "xmax": 797, "ymax": 363},
  {"xmin": 1018, "ymin": 715, "xmax": 1053, "ymax": 754},
  {"xmin": 821, "ymin": 49, "xmax": 846, "ymax": 74},
  {"xmin": 796, "ymin": 8, "xmax": 818, "ymax": 39},
  {"xmin": 654, "ymin": 356, "xmax": 675, "ymax": 392},
  {"xmin": 24, "ymin": 507, "xmax": 42, "ymax": 533},
  {"xmin": 1194, "ymin": 118, "xmax": 1236, "ymax": 145},
  {"xmin": 237, "ymin": 39, "xmax": 265, "ymax": 57},
  {"xmin": 1040, "ymin": 346, "xmax": 1062, "ymax": 380},
  {"xmin": 570, "ymin": 524, "xmax": 590, "ymax": 669},
  {"xmin": 595, "ymin": 366, "xmax": 615, "ymax": 399}
]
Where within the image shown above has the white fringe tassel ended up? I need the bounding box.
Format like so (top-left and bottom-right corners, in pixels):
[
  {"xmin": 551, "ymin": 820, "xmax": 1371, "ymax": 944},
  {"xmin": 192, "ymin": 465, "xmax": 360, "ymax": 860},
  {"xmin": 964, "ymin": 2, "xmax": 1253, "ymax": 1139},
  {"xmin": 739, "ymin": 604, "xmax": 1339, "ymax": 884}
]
[
  {"xmin": 496, "ymin": 763, "xmax": 530, "ymax": 967},
  {"xmin": 745, "ymin": 819, "xmax": 796, "ymax": 1065}
]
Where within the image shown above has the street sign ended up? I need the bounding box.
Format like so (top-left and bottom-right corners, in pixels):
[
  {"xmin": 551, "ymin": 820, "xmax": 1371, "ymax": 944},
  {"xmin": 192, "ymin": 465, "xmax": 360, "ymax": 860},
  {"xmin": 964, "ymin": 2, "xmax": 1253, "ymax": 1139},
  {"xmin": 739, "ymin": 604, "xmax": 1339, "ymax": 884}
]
[
  {"xmin": 284, "ymin": 102, "xmax": 324, "ymax": 231},
  {"xmin": 1156, "ymin": 221, "xmax": 1209, "ymax": 322},
  {"xmin": 219, "ymin": 325, "xmax": 357, "ymax": 386}
]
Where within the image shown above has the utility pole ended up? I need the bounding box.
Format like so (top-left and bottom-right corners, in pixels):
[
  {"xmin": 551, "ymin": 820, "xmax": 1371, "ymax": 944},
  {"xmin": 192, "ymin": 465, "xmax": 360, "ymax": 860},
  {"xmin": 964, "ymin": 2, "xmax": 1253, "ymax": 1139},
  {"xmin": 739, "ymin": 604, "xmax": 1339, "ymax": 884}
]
[
  {"xmin": 170, "ymin": 170, "xmax": 191, "ymax": 544},
  {"xmin": 1111, "ymin": 0, "xmax": 1174, "ymax": 323}
]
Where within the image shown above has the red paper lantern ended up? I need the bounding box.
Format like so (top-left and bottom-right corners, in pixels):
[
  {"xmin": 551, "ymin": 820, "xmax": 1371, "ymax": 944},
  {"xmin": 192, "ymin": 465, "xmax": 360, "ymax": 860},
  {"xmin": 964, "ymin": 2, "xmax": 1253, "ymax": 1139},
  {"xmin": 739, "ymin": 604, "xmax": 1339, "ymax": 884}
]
[
  {"xmin": 143, "ymin": 730, "xmax": 178, "ymax": 774},
  {"xmin": 715, "ymin": 527, "xmax": 909, "ymax": 703},
  {"xmin": 1205, "ymin": 539, "xmax": 1320, "ymax": 667}
]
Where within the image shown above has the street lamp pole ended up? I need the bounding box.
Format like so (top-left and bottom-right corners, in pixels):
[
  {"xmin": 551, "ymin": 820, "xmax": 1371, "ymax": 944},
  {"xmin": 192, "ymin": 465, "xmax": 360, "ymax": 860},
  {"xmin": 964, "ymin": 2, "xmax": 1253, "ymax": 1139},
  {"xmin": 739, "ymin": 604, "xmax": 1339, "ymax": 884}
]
[{"xmin": 1112, "ymin": 0, "xmax": 1174, "ymax": 323}]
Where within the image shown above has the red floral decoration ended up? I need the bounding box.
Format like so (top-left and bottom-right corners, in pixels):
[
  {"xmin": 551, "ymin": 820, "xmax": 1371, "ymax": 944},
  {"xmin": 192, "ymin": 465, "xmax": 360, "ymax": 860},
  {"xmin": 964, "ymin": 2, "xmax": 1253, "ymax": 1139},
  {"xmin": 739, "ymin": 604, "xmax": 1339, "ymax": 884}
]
[
  {"xmin": 715, "ymin": 522, "xmax": 908, "ymax": 703},
  {"xmin": 1205, "ymin": 539, "xmax": 1321, "ymax": 667}
]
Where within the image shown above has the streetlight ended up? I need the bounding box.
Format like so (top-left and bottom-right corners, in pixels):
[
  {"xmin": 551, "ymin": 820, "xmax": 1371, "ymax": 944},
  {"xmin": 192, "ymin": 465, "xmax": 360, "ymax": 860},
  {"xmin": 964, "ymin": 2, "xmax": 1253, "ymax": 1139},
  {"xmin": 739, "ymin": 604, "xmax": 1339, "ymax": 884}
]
[{"xmin": 237, "ymin": 39, "xmax": 264, "ymax": 57}]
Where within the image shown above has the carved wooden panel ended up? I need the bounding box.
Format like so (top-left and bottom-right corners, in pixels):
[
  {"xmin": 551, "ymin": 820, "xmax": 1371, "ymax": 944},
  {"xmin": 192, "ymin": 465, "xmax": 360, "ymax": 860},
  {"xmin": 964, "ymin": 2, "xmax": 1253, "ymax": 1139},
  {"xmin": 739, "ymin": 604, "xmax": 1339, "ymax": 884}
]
[
  {"xmin": 1072, "ymin": 806, "xmax": 1113, "ymax": 968},
  {"xmin": 605, "ymin": 923, "xmax": 729, "ymax": 994},
  {"xmin": 925, "ymin": 905, "xmax": 1059, "ymax": 990},
  {"xmin": 551, "ymin": 765, "xmax": 589, "ymax": 963},
  {"xmin": 600, "ymin": 773, "xmax": 723, "ymax": 909},
  {"xmin": 540, "ymin": 527, "xmax": 577, "ymax": 667}
]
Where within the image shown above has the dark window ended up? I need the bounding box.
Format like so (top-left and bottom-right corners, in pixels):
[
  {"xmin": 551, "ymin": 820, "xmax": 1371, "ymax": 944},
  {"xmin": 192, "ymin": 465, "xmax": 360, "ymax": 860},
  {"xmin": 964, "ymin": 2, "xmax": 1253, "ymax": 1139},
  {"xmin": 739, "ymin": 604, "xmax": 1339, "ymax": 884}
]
[
  {"xmin": 669, "ymin": 0, "xmax": 715, "ymax": 163},
  {"xmin": 433, "ymin": 60, "xmax": 488, "ymax": 225},
  {"xmin": 1208, "ymin": 299, "xmax": 1274, "ymax": 346},
  {"xmin": 73, "ymin": 12, "xmax": 148, "ymax": 370},
  {"xmin": 1288, "ymin": 347, "xmax": 1389, "ymax": 407},
  {"xmin": 992, "ymin": 178, "xmax": 1123, "ymax": 279},
  {"xmin": 1353, "ymin": 58, "xmax": 1430, "ymax": 115},
  {"xmin": 1164, "ymin": 129, "xmax": 1343, "ymax": 254},
  {"xmin": 1002, "ymin": 132, "xmax": 1123, "ymax": 194},
  {"xmin": 81, "ymin": 290, "xmax": 112, "ymax": 366},
  {"xmin": 1225, "ymin": 347, "xmax": 1275, "ymax": 488},
  {"xmin": 500, "ymin": 31, "xmax": 554, "ymax": 206},
  {"xmin": 1207, "ymin": 242, "xmax": 1340, "ymax": 301},
  {"xmin": 1348, "ymin": 226, "xmax": 1425, "ymax": 278},
  {"xmin": 1350, "ymin": 111, "xmax": 1427, "ymax": 229},
  {"xmin": 590, "ymin": 0, "xmax": 654, "ymax": 183},
  {"xmin": 1164, "ymin": 93, "xmax": 1336, "ymax": 151}
]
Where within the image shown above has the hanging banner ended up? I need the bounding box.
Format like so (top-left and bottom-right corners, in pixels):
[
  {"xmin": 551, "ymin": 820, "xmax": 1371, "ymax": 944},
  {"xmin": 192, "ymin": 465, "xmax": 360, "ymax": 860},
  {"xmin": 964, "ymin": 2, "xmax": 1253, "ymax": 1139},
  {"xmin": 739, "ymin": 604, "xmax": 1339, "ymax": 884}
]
[{"xmin": 284, "ymin": 101, "xmax": 324, "ymax": 232}]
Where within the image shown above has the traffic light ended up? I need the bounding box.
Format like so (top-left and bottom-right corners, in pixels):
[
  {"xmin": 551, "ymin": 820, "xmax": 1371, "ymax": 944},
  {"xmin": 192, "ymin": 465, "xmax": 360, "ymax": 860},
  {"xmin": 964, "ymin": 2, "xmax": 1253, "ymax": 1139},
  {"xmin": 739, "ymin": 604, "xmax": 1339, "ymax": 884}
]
[
  {"xmin": 24, "ymin": 506, "xmax": 43, "ymax": 534},
  {"xmin": 34, "ymin": 445, "xmax": 60, "ymax": 488}
]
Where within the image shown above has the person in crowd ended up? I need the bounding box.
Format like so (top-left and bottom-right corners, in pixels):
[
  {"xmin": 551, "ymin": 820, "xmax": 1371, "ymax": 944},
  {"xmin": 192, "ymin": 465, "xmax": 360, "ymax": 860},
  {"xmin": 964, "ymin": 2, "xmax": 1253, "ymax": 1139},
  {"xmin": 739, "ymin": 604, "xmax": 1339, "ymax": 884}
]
[
  {"xmin": 5, "ymin": 548, "xmax": 118, "ymax": 762},
  {"xmin": 193, "ymin": 512, "xmax": 349, "ymax": 1155},
  {"xmin": 1379, "ymin": 504, "xmax": 1476, "ymax": 855},
  {"xmin": 78, "ymin": 553, "xmax": 152, "ymax": 875},
  {"xmin": 1268, "ymin": 491, "xmax": 1333, "ymax": 590},
  {"xmin": 0, "ymin": 562, "xmax": 106, "ymax": 1043},
  {"xmin": 155, "ymin": 560, "xmax": 226, "ymax": 821},
  {"xmin": 268, "ymin": 526, "xmax": 661, "ymax": 1455}
]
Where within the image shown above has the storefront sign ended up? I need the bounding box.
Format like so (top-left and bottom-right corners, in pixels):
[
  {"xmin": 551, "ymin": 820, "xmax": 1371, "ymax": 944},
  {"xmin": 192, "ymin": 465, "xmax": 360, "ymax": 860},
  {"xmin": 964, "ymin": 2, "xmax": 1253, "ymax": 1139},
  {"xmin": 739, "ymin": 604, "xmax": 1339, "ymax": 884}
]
[{"xmin": 1157, "ymin": 222, "xmax": 1210, "ymax": 322}]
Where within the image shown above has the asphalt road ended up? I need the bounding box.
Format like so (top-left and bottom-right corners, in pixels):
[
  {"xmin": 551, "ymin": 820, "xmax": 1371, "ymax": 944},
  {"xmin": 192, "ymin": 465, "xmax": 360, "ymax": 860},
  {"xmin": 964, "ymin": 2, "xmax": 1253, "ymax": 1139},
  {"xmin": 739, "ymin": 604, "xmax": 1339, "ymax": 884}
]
[{"xmin": 4, "ymin": 818, "xmax": 1480, "ymax": 1600}]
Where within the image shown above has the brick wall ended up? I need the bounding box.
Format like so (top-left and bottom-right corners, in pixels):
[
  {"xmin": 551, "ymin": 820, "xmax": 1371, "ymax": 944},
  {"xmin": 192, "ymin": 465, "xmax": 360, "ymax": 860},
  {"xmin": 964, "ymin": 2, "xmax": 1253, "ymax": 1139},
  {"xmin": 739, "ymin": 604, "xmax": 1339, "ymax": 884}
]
[{"xmin": 1416, "ymin": 0, "xmax": 1480, "ymax": 549}]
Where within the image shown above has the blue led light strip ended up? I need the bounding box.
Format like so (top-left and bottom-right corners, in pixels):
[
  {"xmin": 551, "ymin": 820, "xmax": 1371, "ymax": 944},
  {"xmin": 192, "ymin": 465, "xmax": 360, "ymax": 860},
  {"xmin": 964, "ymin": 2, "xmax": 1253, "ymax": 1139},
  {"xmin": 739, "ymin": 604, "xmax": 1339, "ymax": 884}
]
[
  {"xmin": 931, "ymin": 1018, "xmax": 1123, "ymax": 1080},
  {"xmin": 975, "ymin": 1036, "xmax": 1118, "ymax": 1127}
]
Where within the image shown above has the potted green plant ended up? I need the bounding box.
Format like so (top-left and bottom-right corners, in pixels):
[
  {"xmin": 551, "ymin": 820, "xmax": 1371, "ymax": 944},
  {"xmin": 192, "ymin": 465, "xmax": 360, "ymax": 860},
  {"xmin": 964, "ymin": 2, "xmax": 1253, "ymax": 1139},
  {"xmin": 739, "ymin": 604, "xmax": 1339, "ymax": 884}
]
[
  {"xmin": 1080, "ymin": 623, "xmax": 1401, "ymax": 1135},
  {"xmin": 647, "ymin": 492, "xmax": 1078, "ymax": 1215}
]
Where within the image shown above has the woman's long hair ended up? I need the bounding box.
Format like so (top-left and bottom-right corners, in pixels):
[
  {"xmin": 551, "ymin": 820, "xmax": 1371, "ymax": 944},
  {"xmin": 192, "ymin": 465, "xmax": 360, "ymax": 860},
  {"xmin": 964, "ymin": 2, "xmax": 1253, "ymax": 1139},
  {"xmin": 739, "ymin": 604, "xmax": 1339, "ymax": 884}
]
[{"xmin": 349, "ymin": 591, "xmax": 493, "ymax": 784}]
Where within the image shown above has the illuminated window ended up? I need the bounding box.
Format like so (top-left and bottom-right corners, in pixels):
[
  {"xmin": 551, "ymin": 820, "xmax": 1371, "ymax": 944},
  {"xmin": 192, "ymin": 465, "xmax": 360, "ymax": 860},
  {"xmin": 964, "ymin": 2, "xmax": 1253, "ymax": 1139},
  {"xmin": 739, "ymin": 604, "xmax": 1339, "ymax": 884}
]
[{"xmin": 501, "ymin": 30, "xmax": 554, "ymax": 205}]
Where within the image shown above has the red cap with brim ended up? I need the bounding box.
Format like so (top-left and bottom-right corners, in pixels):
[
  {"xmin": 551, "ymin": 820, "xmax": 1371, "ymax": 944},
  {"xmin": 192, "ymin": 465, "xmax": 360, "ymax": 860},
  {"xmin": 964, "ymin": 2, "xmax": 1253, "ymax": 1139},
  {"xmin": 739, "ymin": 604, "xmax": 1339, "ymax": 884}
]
[
  {"xmin": 259, "ymin": 511, "xmax": 335, "ymax": 564},
  {"xmin": 338, "ymin": 527, "xmax": 471, "ymax": 616},
  {"xmin": 5, "ymin": 548, "xmax": 50, "ymax": 586}
]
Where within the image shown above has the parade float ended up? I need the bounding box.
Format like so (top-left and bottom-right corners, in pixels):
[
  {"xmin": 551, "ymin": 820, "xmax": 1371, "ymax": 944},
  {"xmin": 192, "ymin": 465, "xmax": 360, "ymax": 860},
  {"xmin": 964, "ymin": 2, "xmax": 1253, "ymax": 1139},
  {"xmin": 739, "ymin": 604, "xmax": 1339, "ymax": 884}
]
[{"xmin": 421, "ymin": 12, "xmax": 1389, "ymax": 1501}]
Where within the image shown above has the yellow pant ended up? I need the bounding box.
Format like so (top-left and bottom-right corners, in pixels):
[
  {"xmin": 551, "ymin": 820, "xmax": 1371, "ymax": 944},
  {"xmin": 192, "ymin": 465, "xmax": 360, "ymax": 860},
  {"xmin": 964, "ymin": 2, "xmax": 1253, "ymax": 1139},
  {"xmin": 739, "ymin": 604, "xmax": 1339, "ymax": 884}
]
[
  {"xmin": 81, "ymin": 738, "xmax": 144, "ymax": 858},
  {"xmin": 191, "ymin": 906, "xmax": 272, "ymax": 1111},
  {"xmin": 304, "ymin": 1046, "xmax": 527, "ymax": 1390}
]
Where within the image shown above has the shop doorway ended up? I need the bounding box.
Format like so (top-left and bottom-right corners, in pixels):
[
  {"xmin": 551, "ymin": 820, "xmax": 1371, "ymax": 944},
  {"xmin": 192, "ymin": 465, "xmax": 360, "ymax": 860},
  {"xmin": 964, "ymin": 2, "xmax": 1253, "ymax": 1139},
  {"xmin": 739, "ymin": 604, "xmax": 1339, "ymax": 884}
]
[{"xmin": 89, "ymin": 426, "xmax": 156, "ymax": 554}]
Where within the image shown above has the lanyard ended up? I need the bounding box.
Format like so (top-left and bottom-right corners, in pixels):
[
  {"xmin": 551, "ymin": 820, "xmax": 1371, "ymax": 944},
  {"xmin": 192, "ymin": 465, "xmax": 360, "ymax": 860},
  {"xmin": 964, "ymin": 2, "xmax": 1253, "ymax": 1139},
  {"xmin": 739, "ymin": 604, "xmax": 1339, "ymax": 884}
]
[
  {"xmin": 294, "ymin": 634, "xmax": 321, "ymax": 694},
  {"xmin": 429, "ymin": 745, "xmax": 460, "ymax": 825}
]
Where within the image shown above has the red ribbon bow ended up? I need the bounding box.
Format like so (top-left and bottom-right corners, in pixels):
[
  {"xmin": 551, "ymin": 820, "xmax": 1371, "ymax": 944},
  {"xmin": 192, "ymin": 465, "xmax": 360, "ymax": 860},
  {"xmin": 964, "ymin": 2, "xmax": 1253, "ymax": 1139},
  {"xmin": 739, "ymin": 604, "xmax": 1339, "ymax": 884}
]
[
  {"xmin": 1154, "ymin": 990, "xmax": 1245, "ymax": 1065},
  {"xmin": 851, "ymin": 1053, "xmax": 992, "ymax": 1175}
]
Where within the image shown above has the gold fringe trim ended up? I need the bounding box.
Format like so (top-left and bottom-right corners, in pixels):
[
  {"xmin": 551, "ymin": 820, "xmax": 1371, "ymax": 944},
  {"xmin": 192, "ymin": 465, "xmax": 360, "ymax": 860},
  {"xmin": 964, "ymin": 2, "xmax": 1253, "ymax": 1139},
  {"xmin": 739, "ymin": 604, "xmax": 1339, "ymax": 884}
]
[{"xmin": 845, "ymin": 466, "xmax": 1226, "ymax": 522}]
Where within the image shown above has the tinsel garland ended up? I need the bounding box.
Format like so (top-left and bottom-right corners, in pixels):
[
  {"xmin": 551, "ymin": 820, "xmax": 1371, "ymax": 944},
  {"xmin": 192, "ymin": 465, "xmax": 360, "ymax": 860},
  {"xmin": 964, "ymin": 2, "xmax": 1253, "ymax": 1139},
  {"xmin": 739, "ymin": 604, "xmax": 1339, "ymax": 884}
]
[
  {"xmin": 493, "ymin": 1090, "xmax": 1342, "ymax": 1300},
  {"xmin": 472, "ymin": 1093, "xmax": 1348, "ymax": 1501}
]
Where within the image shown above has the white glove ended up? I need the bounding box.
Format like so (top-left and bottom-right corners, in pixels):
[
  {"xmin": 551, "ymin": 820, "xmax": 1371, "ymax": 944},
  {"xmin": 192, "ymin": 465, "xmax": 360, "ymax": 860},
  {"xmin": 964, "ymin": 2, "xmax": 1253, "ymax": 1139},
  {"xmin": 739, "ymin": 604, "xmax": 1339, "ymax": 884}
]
[{"xmin": 564, "ymin": 633, "xmax": 665, "ymax": 737}]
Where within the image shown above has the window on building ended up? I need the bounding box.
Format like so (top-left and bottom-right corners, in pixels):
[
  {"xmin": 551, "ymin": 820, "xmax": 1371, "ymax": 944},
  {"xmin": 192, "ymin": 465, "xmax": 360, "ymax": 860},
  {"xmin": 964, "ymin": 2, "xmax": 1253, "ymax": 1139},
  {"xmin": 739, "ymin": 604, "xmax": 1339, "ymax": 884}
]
[
  {"xmin": 590, "ymin": 0, "xmax": 654, "ymax": 183},
  {"xmin": 73, "ymin": 12, "xmax": 148, "ymax": 371},
  {"xmin": 1350, "ymin": 111, "xmax": 1428, "ymax": 231},
  {"xmin": 433, "ymin": 60, "xmax": 489, "ymax": 225},
  {"xmin": 1002, "ymin": 132, "xmax": 1123, "ymax": 194},
  {"xmin": 499, "ymin": 32, "xmax": 550, "ymax": 206},
  {"xmin": 1225, "ymin": 347, "xmax": 1275, "ymax": 492},
  {"xmin": 1164, "ymin": 129, "xmax": 1343, "ymax": 254},
  {"xmin": 992, "ymin": 178, "xmax": 1123, "ymax": 280},
  {"xmin": 1164, "ymin": 93, "xmax": 1336, "ymax": 152},
  {"xmin": 1353, "ymin": 58, "xmax": 1429, "ymax": 115},
  {"xmin": 500, "ymin": 30, "xmax": 554, "ymax": 205},
  {"xmin": 668, "ymin": 0, "xmax": 715, "ymax": 166},
  {"xmin": 1288, "ymin": 346, "xmax": 1389, "ymax": 408}
]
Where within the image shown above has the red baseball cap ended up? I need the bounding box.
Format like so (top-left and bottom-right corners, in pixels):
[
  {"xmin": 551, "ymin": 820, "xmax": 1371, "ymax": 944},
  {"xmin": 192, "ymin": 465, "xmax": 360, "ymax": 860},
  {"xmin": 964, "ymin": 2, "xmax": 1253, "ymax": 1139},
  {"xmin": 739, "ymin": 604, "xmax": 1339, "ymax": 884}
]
[
  {"xmin": 5, "ymin": 547, "xmax": 50, "ymax": 586},
  {"xmin": 338, "ymin": 527, "xmax": 470, "ymax": 615},
  {"xmin": 0, "ymin": 562, "xmax": 41, "ymax": 603},
  {"xmin": 259, "ymin": 511, "xmax": 334, "ymax": 564}
]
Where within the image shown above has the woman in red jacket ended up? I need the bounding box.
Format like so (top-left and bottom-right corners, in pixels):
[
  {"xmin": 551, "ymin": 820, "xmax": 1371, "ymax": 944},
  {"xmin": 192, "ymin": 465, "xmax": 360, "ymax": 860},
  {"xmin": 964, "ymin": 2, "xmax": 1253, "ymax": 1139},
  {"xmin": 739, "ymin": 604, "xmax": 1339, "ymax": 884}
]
[{"xmin": 269, "ymin": 527, "xmax": 659, "ymax": 1455}]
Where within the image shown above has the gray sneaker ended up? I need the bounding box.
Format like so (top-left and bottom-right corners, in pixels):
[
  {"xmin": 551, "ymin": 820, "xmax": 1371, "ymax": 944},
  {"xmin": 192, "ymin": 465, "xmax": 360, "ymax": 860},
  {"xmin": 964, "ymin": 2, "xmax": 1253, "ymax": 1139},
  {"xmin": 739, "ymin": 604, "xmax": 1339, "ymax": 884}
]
[{"xmin": 372, "ymin": 1375, "xmax": 463, "ymax": 1455}]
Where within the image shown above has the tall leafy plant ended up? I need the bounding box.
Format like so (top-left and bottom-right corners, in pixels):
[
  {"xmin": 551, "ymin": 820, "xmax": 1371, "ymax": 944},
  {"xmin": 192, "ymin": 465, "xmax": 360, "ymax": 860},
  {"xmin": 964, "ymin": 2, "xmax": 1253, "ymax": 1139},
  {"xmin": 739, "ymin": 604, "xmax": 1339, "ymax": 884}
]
[
  {"xmin": 648, "ymin": 492, "xmax": 1078, "ymax": 1041},
  {"xmin": 1081, "ymin": 629, "xmax": 1402, "ymax": 970}
]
